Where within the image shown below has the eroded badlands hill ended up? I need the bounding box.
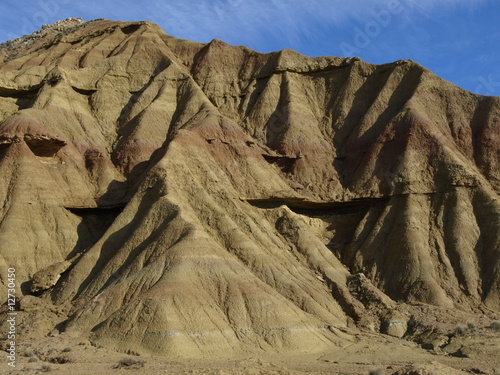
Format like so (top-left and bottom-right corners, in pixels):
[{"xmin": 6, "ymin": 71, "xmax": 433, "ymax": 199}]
[{"xmin": 0, "ymin": 19, "xmax": 499, "ymax": 358}]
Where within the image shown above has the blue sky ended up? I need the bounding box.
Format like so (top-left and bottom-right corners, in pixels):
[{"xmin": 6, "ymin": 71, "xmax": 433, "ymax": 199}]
[{"xmin": 0, "ymin": 0, "xmax": 499, "ymax": 95}]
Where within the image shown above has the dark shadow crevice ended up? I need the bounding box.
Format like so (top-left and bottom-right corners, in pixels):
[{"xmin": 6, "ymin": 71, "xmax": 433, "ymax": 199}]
[{"xmin": 64, "ymin": 205, "xmax": 126, "ymax": 261}]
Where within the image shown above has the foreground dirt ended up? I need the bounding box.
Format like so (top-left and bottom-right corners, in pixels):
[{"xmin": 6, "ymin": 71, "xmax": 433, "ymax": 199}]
[
  {"xmin": 2, "ymin": 300, "xmax": 500, "ymax": 374},
  {"xmin": 4, "ymin": 328, "xmax": 500, "ymax": 375}
]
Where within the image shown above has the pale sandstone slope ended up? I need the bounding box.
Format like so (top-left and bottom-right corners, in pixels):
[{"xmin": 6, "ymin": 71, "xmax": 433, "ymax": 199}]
[{"xmin": 0, "ymin": 19, "xmax": 498, "ymax": 357}]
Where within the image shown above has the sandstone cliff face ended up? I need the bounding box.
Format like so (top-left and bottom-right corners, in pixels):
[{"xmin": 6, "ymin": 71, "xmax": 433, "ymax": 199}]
[{"xmin": 0, "ymin": 19, "xmax": 499, "ymax": 357}]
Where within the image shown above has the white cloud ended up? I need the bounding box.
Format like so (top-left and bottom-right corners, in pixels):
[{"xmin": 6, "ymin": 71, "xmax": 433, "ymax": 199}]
[
  {"xmin": 136, "ymin": 0, "xmax": 491, "ymax": 53},
  {"xmin": 1, "ymin": 0, "xmax": 488, "ymax": 47}
]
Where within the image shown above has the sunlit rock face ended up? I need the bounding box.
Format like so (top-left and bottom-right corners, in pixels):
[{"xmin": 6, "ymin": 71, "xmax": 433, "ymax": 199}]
[{"xmin": 0, "ymin": 19, "xmax": 499, "ymax": 357}]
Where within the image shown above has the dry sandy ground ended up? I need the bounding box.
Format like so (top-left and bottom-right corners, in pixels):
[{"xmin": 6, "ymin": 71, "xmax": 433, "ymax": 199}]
[{"xmin": 3, "ymin": 325, "xmax": 500, "ymax": 375}]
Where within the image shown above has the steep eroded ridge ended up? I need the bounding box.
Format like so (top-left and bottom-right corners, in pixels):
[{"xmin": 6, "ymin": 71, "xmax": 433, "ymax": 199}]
[{"xmin": 0, "ymin": 19, "xmax": 498, "ymax": 358}]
